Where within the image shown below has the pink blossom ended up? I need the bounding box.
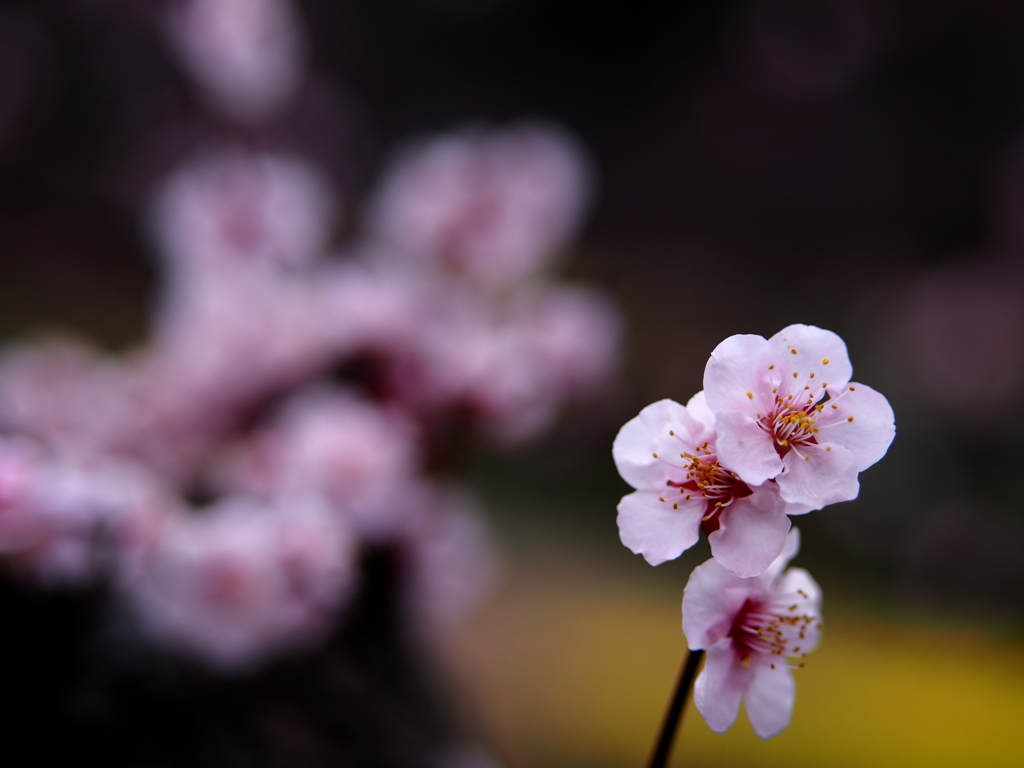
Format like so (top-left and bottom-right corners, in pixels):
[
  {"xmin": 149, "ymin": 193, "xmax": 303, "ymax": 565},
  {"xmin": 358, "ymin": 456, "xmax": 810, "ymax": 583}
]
[
  {"xmin": 213, "ymin": 386, "xmax": 422, "ymax": 541},
  {"xmin": 371, "ymin": 280, "xmax": 620, "ymax": 446},
  {"xmin": 368, "ymin": 123, "xmax": 590, "ymax": 289},
  {"xmin": 124, "ymin": 494, "xmax": 356, "ymax": 670},
  {"xmin": 613, "ymin": 395, "xmax": 792, "ymax": 577},
  {"xmin": 391, "ymin": 484, "xmax": 496, "ymax": 639},
  {"xmin": 704, "ymin": 324, "xmax": 894, "ymax": 509},
  {"xmin": 164, "ymin": 0, "xmax": 304, "ymax": 122},
  {"xmin": 316, "ymin": 259, "xmax": 425, "ymax": 352},
  {"xmin": 476, "ymin": 285, "xmax": 621, "ymax": 445},
  {"xmin": 683, "ymin": 528, "xmax": 822, "ymax": 739},
  {"xmin": 0, "ymin": 438, "xmax": 169, "ymax": 585},
  {"xmin": 150, "ymin": 149, "xmax": 336, "ymax": 284},
  {"xmin": 133, "ymin": 271, "xmax": 348, "ymax": 481},
  {"xmin": 0, "ymin": 338, "xmax": 139, "ymax": 461}
]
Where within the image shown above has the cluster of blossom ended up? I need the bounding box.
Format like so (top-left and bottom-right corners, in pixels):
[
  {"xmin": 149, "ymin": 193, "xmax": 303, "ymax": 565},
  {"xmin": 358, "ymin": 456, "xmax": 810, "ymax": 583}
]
[
  {"xmin": 614, "ymin": 324, "xmax": 894, "ymax": 738},
  {"xmin": 0, "ymin": 0, "xmax": 620, "ymax": 674}
]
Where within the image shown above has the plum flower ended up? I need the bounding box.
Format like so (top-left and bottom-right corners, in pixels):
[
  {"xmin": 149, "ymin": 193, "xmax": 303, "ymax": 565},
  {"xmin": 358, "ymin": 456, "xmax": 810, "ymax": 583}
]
[
  {"xmin": 124, "ymin": 494, "xmax": 356, "ymax": 670},
  {"xmin": 613, "ymin": 394, "xmax": 793, "ymax": 577},
  {"xmin": 704, "ymin": 324, "xmax": 895, "ymax": 510},
  {"xmin": 164, "ymin": 0, "xmax": 305, "ymax": 122},
  {"xmin": 683, "ymin": 528, "xmax": 822, "ymax": 739},
  {"xmin": 368, "ymin": 123, "xmax": 591, "ymax": 290}
]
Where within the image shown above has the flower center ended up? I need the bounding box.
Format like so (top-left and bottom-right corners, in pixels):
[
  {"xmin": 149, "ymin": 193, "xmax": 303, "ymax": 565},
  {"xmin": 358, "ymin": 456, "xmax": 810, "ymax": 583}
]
[
  {"xmin": 728, "ymin": 593, "xmax": 819, "ymax": 668},
  {"xmin": 666, "ymin": 444, "xmax": 752, "ymax": 533},
  {"xmin": 760, "ymin": 395, "xmax": 824, "ymax": 458}
]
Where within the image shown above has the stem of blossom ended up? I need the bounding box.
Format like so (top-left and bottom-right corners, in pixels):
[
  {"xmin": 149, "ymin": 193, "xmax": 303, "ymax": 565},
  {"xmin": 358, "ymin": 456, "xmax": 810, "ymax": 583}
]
[{"xmin": 646, "ymin": 648, "xmax": 704, "ymax": 768}]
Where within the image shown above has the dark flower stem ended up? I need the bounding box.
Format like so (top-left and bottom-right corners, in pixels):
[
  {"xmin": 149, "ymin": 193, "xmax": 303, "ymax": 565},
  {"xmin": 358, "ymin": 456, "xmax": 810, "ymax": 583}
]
[{"xmin": 646, "ymin": 648, "xmax": 704, "ymax": 768}]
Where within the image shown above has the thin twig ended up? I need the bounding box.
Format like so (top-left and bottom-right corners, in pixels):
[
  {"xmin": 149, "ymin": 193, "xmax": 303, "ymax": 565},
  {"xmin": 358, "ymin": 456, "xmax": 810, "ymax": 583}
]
[{"xmin": 646, "ymin": 648, "xmax": 704, "ymax": 768}]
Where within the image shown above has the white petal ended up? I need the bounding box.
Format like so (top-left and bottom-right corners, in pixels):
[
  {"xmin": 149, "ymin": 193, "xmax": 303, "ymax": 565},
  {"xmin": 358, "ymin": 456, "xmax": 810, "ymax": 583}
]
[
  {"xmin": 682, "ymin": 558, "xmax": 754, "ymax": 650},
  {"xmin": 761, "ymin": 527, "xmax": 801, "ymax": 584},
  {"xmin": 715, "ymin": 410, "xmax": 784, "ymax": 486},
  {"xmin": 707, "ymin": 494, "xmax": 791, "ymax": 578},
  {"xmin": 744, "ymin": 662, "xmax": 796, "ymax": 739},
  {"xmin": 777, "ymin": 442, "xmax": 859, "ymax": 508},
  {"xmin": 819, "ymin": 382, "xmax": 895, "ymax": 471},
  {"xmin": 694, "ymin": 639, "xmax": 751, "ymax": 733},
  {"xmin": 703, "ymin": 334, "xmax": 773, "ymax": 414},
  {"xmin": 768, "ymin": 325, "xmax": 853, "ymax": 391},
  {"xmin": 612, "ymin": 399, "xmax": 690, "ymax": 490},
  {"xmin": 684, "ymin": 390, "xmax": 715, "ymax": 430},
  {"xmin": 616, "ymin": 490, "xmax": 703, "ymax": 566}
]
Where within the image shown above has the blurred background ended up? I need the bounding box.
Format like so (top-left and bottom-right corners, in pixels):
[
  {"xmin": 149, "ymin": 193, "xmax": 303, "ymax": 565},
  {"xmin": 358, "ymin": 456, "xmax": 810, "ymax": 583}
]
[{"xmin": 2, "ymin": 0, "xmax": 1024, "ymax": 766}]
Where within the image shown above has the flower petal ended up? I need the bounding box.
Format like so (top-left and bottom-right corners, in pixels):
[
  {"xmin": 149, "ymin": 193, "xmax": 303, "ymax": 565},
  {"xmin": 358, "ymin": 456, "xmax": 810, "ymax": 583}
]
[
  {"xmin": 684, "ymin": 390, "xmax": 715, "ymax": 430},
  {"xmin": 611, "ymin": 399, "xmax": 690, "ymax": 490},
  {"xmin": 707, "ymin": 494, "xmax": 791, "ymax": 578},
  {"xmin": 694, "ymin": 638, "xmax": 751, "ymax": 733},
  {"xmin": 616, "ymin": 489, "xmax": 703, "ymax": 565},
  {"xmin": 760, "ymin": 527, "xmax": 801, "ymax": 584},
  {"xmin": 819, "ymin": 382, "xmax": 895, "ymax": 472},
  {"xmin": 768, "ymin": 324, "xmax": 853, "ymax": 391},
  {"xmin": 682, "ymin": 558, "xmax": 754, "ymax": 649},
  {"xmin": 704, "ymin": 333, "xmax": 773, "ymax": 414},
  {"xmin": 744, "ymin": 662, "xmax": 796, "ymax": 739},
  {"xmin": 778, "ymin": 442, "xmax": 859, "ymax": 508},
  {"xmin": 714, "ymin": 410, "xmax": 784, "ymax": 486}
]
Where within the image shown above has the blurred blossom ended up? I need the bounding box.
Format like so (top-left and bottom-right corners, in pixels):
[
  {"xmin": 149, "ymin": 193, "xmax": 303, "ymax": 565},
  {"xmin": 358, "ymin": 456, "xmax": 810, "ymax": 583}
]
[
  {"xmin": 164, "ymin": 0, "xmax": 304, "ymax": 122},
  {"xmin": 124, "ymin": 494, "xmax": 356, "ymax": 670},
  {"xmin": 0, "ymin": 0, "xmax": 619, "ymax": 703},
  {"xmin": 317, "ymin": 258, "xmax": 427, "ymax": 351},
  {"xmin": 894, "ymin": 260, "xmax": 1024, "ymax": 415},
  {"xmin": 0, "ymin": 338, "xmax": 140, "ymax": 463},
  {"xmin": 149, "ymin": 149, "xmax": 336, "ymax": 285},
  {"xmin": 480, "ymin": 285, "xmax": 621, "ymax": 444},
  {"xmin": 394, "ymin": 485, "xmax": 497, "ymax": 638},
  {"xmin": 0, "ymin": 438, "xmax": 168, "ymax": 585},
  {"xmin": 368, "ymin": 123, "xmax": 591, "ymax": 290},
  {"xmin": 214, "ymin": 386, "xmax": 422, "ymax": 541},
  {"xmin": 146, "ymin": 272, "xmax": 341, "ymax": 408},
  {"xmin": 372, "ymin": 281, "xmax": 621, "ymax": 445}
]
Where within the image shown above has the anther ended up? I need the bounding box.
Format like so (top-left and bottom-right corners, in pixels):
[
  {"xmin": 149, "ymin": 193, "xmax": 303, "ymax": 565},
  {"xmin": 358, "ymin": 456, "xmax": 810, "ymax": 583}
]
[
  {"xmin": 847, "ymin": 416, "xmax": 854, "ymax": 422},
  {"xmin": 792, "ymin": 371, "xmax": 799, "ymax": 378},
  {"xmin": 821, "ymin": 358, "xmax": 830, "ymax": 365},
  {"xmin": 746, "ymin": 391, "xmax": 753, "ymax": 399},
  {"xmin": 791, "ymin": 348, "xmax": 798, "ymax": 355}
]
